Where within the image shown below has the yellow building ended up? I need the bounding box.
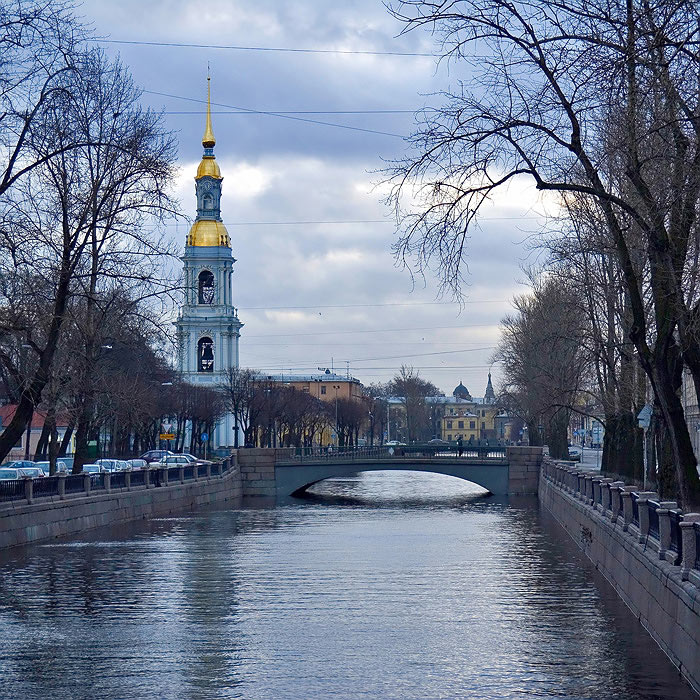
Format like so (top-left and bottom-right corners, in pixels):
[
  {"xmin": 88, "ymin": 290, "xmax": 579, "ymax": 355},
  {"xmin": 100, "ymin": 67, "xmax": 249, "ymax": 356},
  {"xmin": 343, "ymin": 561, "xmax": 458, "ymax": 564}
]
[
  {"xmin": 438, "ymin": 376, "xmax": 502, "ymax": 442},
  {"xmin": 264, "ymin": 372, "xmax": 364, "ymax": 403},
  {"xmin": 263, "ymin": 372, "xmax": 365, "ymax": 446}
]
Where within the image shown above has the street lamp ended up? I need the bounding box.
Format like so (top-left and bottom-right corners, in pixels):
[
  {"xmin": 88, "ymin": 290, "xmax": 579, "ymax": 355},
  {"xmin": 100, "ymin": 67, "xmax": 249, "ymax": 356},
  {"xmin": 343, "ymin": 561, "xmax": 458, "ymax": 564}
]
[{"xmin": 21, "ymin": 343, "xmax": 33, "ymax": 460}]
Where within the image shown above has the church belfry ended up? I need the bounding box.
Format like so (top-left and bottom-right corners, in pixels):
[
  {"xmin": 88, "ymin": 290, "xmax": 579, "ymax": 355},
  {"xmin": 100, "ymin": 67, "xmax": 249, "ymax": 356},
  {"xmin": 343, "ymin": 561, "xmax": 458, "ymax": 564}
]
[{"xmin": 176, "ymin": 76, "xmax": 242, "ymax": 448}]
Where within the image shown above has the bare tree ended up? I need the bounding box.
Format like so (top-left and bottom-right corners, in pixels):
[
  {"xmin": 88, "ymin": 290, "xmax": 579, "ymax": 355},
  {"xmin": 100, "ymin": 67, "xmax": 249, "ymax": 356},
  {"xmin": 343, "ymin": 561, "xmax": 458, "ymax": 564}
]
[
  {"xmin": 388, "ymin": 365, "xmax": 439, "ymax": 442},
  {"xmin": 219, "ymin": 367, "xmax": 261, "ymax": 448},
  {"xmin": 495, "ymin": 277, "xmax": 587, "ymax": 459},
  {"xmin": 387, "ymin": 0, "xmax": 700, "ymax": 505},
  {"xmin": 0, "ymin": 46, "xmax": 177, "ymax": 468}
]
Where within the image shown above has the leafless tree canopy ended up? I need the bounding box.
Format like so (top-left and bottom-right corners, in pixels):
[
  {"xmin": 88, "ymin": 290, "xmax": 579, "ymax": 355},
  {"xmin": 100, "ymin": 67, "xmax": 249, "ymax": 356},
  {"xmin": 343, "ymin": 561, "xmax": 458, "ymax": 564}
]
[{"xmin": 387, "ymin": 0, "xmax": 700, "ymax": 505}]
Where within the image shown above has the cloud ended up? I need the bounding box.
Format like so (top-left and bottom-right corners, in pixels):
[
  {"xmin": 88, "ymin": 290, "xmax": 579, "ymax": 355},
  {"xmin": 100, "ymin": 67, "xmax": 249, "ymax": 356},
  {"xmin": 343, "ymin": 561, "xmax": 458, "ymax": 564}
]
[{"xmin": 82, "ymin": 0, "xmax": 540, "ymax": 394}]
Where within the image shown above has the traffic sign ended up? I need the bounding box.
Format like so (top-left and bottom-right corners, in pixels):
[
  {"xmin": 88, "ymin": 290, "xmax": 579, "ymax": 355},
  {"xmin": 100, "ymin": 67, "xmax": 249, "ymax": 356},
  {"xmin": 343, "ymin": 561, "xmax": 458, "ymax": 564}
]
[
  {"xmin": 200, "ymin": 432, "xmax": 209, "ymax": 442},
  {"xmin": 637, "ymin": 404, "xmax": 652, "ymax": 429},
  {"xmin": 159, "ymin": 433, "xmax": 175, "ymax": 440}
]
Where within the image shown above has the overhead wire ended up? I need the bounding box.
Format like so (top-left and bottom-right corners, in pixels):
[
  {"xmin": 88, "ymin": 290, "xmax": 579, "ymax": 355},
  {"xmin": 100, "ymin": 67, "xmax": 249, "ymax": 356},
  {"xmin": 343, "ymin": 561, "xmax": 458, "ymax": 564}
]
[
  {"xmin": 98, "ymin": 38, "xmax": 436, "ymax": 57},
  {"xmin": 144, "ymin": 89, "xmax": 404, "ymax": 138}
]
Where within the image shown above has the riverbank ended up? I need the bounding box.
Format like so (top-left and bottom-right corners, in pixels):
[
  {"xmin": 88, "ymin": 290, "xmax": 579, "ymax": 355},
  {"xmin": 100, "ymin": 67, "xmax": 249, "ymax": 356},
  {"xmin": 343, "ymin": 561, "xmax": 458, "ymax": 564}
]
[
  {"xmin": 0, "ymin": 457, "xmax": 241, "ymax": 548},
  {"xmin": 540, "ymin": 459, "xmax": 700, "ymax": 694}
]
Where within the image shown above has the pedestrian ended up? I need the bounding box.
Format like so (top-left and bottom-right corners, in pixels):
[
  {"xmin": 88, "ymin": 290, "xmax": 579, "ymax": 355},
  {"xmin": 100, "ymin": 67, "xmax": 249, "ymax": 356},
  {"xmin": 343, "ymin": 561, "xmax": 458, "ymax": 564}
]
[{"xmin": 456, "ymin": 436, "xmax": 463, "ymax": 457}]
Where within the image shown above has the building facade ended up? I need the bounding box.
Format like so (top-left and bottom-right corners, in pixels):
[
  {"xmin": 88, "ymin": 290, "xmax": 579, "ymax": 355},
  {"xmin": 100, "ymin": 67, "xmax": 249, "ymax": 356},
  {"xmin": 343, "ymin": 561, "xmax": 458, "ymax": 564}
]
[
  {"xmin": 176, "ymin": 78, "xmax": 243, "ymax": 449},
  {"xmin": 437, "ymin": 374, "xmax": 507, "ymax": 443}
]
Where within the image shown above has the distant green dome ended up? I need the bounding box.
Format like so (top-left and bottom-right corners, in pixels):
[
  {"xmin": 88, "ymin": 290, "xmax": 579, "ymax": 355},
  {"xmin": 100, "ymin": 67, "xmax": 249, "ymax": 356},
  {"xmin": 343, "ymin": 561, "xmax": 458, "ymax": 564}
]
[{"xmin": 453, "ymin": 381, "xmax": 472, "ymax": 400}]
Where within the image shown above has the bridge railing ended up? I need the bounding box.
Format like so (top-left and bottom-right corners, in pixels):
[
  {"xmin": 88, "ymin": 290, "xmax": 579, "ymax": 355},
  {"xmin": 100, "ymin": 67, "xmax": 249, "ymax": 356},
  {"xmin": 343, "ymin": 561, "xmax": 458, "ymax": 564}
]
[
  {"xmin": 543, "ymin": 459, "xmax": 700, "ymax": 590},
  {"xmin": 276, "ymin": 444, "xmax": 508, "ymax": 464}
]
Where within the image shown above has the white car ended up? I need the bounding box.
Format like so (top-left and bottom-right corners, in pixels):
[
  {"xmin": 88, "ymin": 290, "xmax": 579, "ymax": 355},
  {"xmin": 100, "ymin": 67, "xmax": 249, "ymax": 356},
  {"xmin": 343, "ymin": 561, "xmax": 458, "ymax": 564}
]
[
  {"xmin": 34, "ymin": 461, "xmax": 68, "ymax": 474},
  {"xmin": 18, "ymin": 467, "xmax": 46, "ymax": 478},
  {"xmin": 157, "ymin": 455, "xmax": 193, "ymax": 466},
  {"xmin": 82, "ymin": 464, "xmax": 103, "ymax": 475}
]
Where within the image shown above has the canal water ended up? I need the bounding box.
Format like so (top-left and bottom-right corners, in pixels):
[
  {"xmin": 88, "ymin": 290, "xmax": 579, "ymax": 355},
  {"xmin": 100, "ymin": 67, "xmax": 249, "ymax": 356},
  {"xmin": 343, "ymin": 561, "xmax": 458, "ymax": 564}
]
[{"xmin": 0, "ymin": 471, "xmax": 695, "ymax": 700}]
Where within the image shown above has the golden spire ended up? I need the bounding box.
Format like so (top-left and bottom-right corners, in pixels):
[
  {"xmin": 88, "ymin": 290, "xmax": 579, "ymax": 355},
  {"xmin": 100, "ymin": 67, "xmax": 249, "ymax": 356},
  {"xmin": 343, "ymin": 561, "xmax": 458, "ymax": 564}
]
[{"xmin": 202, "ymin": 74, "xmax": 215, "ymax": 148}]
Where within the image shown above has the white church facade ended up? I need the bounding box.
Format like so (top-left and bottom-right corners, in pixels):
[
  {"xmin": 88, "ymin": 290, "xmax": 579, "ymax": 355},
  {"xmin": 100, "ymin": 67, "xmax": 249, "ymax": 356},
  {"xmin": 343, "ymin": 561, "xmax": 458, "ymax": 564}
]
[{"xmin": 175, "ymin": 77, "xmax": 243, "ymax": 449}]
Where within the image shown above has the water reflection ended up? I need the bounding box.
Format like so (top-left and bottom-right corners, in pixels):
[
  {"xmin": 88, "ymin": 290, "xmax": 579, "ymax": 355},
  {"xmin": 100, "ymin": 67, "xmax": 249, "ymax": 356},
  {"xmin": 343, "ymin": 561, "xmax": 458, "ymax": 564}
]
[
  {"xmin": 303, "ymin": 469, "xmax": 490, "ymax": 506},
  {"xmin": 0, "ymin": 471, "xmax": 694, "ymax": 700}
]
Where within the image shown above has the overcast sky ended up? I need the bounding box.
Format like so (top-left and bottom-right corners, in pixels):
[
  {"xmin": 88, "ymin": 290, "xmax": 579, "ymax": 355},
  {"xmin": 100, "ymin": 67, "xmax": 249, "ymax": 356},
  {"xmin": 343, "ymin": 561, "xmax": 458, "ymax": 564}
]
[{"xmin": 82, "ymin": 0, "xmax": 549, "ymax": 397}]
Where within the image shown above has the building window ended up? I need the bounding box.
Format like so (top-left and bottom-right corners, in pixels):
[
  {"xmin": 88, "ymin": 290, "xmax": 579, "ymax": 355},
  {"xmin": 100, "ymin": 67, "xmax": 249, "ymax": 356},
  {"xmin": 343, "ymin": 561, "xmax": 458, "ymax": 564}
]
[
  {"xmin": 198, "ymin": 270, "xmax": 215, "ymax": 304},
  {"xmin": 458, "ymin": 421, "xmax": 464, "ymax": 429},
  {"xmin": 321, "ymin": 385, "xmax": 326, "ymax": 395},
  {"xmin": 482, "ymin": 410, "xmax": 486, "ymax": 417},
  {"xmin": 447, "ymin": 434, "xmax": 452, "ymax": 441},
  {"xmin": 202, "ymin": 193, "xmax": 213, "ymax": 210},
  {"xmin": 481, "ymin": 421, "xmax": 485, "ymax": 430},
  {"xmin": 470, "ymin": 421, "xmax": 476, "ymax": 430},
  {"xmin": 197, "ymin": 336, "xmax": 214, "ymax": 372},
  {"xmin": 447, "ymin": 421, "xmax": 452, "ymax": 429}
]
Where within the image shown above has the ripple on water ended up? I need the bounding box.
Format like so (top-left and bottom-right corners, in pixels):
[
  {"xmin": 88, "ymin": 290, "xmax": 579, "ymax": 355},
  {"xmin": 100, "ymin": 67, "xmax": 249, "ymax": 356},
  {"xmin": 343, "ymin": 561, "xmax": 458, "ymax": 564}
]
[{"xmin": 0, "ymin": 470, "xmax": 694, "ymax": 700}]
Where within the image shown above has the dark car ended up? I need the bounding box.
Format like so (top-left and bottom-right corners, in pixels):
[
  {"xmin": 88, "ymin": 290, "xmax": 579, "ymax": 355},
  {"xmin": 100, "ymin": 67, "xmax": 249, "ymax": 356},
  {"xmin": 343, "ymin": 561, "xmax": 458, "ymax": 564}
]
[{"xmin": 140, "ymin": 450, "xmax": 173, "ymax": 463}]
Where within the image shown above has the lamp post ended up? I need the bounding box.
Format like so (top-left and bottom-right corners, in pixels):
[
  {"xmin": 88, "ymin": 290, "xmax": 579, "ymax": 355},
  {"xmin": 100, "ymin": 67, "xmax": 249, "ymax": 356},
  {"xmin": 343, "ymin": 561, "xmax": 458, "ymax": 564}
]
[
  {"xmin": 20, "ymin": 343, "xmax": 33, "ymax": 460},
  {"xmin": 333, "ymin": 384, "xmax": 340, "ymax": 446}
]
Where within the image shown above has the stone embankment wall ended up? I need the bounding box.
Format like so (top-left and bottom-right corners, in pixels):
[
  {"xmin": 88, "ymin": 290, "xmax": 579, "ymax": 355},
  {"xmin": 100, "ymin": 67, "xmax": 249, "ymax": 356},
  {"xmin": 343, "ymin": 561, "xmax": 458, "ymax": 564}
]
[
  {"xmin": 0, "ymin": 456, "xmax": 242, "ymax": 549},
  {"xmin": 237, "ymin": 448, "xmax": 290, "ymax": 497},
  {"xmin": 506, "ymin": 446, "xmax": 542, "ymax": 494},
  {"xmin": 540, "ymin": 460, "xmax": 700, "ymax": 693}
]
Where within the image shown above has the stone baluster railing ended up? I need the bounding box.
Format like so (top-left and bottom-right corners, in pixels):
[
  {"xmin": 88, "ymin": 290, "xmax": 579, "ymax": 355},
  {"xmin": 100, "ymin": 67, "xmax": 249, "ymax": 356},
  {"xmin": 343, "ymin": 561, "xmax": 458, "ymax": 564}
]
[{"xmin": 543, "ymin": 457, "xmax": 700, "ymax": 588}]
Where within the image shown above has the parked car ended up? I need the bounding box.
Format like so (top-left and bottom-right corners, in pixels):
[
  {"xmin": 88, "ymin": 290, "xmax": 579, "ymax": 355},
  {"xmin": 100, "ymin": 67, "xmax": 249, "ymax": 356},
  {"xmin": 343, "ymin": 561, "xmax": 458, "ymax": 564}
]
[
  {"xmin": 18, "ymin": 467, "xmax": 46, "ymax": 478},
  {"xmin": 33, "ymin": 460, "xmax": 69, "ymax": 474},
  {"xmin": 96, "ymin": 459, "xmax": 120, "ymax": 472},
  {"xmin": 386, "ymin": 440, "xmax": 406, "ymax": 446},
  {"xmin": 568, "ymin": 446, "xmax": 583, "ymax": 462},
  {"xmin": 82, "ymin": 464, "xmax": 103, "ymax": 476},
  {"xmin": 127, "ymin": 459, "xmax": 147, "ymax": 470},
  {"xmin": 116, "ymin": 460, "xmax": 132, "ymax": 471},
  {"xmin": 428, "ymin": 438, "xmax": 449, "ymax": 445},
  {"xmin": 0, "ymin": 468, "xmax": 20, "ymax": 480},
  {"xmin": 5, "ymin": 460, "xmax": 36, "ymax": 470},
  {"xmin": 157, "ymin": 455, "xmax": 193, "ymax": 466},
  {"xmin": 140, "ymin": 450, "xmax": 173, "ymax": 463},
  {"xmin": 180, "ymin": 453, "xmax": 212, "ymax": 465}
]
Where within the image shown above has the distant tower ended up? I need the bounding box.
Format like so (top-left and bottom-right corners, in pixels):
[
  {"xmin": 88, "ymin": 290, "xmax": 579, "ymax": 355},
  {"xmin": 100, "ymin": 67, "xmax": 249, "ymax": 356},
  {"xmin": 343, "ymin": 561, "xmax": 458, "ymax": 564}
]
[
  {"xmin": 484, "ymin": 372, "xmax": 496, "ymax": 404},
  {"xmin": 175, "ymin": 76, "xmax": 243, "ymax": 449},
  {"xmin": 453, "ymin": 381, "xmax": 472, "ymax": 401}
]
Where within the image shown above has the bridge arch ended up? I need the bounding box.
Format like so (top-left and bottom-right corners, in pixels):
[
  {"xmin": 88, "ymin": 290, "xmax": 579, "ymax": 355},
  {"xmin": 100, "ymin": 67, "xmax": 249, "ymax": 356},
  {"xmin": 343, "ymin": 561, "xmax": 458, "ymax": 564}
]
[{"xmin": 275, "ymin": 460, "xmax": 509, "ymax": 499}]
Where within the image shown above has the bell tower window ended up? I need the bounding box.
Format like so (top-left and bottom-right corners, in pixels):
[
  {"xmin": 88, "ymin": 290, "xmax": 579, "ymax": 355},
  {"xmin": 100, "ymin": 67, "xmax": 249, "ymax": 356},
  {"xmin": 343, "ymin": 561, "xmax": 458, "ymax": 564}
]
[
  {"xmin": 202, "ymin": 193, "xmax": 213, "ymax": 210},
  {"xmin": 198, "ymin": 337, "xmax": 214, "ymax": 372},
  {"xmin": 198, "ymin": 270, "xmax": 215, "ymax": 304}
]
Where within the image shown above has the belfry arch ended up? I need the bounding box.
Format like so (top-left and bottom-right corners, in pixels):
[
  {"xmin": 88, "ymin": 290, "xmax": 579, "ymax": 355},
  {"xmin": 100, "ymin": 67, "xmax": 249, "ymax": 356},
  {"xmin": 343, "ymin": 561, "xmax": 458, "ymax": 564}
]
[{"xmin": 198, "ymin": 269, "xmax": 215, "ymax": 304}]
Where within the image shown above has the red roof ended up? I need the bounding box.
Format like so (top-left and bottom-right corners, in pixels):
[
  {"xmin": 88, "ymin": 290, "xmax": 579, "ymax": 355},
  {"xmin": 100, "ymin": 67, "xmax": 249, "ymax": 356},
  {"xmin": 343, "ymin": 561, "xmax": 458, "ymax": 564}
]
[{"xmin": 0, "ymin": 404, "xmax": 71, "ymax": 430}]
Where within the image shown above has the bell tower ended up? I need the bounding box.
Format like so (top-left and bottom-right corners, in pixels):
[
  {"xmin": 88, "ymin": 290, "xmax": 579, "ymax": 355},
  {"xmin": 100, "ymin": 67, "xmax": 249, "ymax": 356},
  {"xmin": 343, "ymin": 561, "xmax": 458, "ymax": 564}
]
[{"xmin": 176, "ymin": 76, "xmax": 243, "ymax": 449}]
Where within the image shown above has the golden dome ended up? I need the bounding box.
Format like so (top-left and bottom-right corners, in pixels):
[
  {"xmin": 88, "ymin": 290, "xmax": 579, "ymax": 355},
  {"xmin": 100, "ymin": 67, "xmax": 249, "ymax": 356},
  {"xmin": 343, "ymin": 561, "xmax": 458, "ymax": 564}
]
[
  {"xmin": 196, "ymin": 156, "xmax": 221, "ymax": 179},
  {"xmin": 187, "ymin": 219, "xmax": 230, "ymax": 247}
]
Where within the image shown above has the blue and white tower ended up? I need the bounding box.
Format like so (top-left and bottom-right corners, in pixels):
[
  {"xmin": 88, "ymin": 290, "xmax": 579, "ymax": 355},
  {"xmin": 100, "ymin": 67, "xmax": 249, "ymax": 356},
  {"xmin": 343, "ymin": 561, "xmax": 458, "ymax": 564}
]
[{"xmin": 176, "ymin": 77, "xmax": 243, "ymax": 449}]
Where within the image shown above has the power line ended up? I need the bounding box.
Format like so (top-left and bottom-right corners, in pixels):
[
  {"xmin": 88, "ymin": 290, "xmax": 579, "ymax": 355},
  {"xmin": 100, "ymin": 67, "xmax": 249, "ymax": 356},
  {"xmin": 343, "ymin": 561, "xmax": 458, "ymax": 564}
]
[
  {"xmin": 349, "ymin": 347, "xmax": 495, "ymax": 363},
  {"xmin": 240, "ymin": 299, "xmax": 508, "ymax": 310},
  {"xmin": 245, "ymin": 322, "xmax": 499, "ymax": 338},
  {"xmin": 99, "ymin": 38, "xmax": 435, "ymax": 57},
  {"xmin": 252, "ymin": 364, "xmax": 491, "ymax": 371},
  {"xmin": 165, "ymin": 109, "xmax": 415, "ymax": 115},
  {"xmin": 144, "ymin": 89, "xmax": 404, "ymax": 138},
  {"xmin": 165, "ymin": 217, "xmax": 543, "ymax": 227}
]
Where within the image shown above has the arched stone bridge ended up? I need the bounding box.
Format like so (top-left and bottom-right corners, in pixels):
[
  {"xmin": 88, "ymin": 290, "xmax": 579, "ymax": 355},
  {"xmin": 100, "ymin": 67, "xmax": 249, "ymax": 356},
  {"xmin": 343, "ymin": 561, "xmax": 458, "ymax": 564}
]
[{"xmin": 235, "ymin": 446, "xmax": 543, "ymax": 499}]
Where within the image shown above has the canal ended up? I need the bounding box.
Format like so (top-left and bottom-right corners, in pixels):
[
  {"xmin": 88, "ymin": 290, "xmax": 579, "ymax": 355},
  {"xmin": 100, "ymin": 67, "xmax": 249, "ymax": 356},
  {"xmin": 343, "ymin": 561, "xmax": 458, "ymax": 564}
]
[{"xmin": 0, "ymin": 471, "xmax": 695, "ymax": 699}]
